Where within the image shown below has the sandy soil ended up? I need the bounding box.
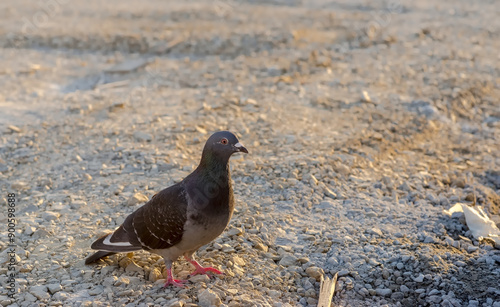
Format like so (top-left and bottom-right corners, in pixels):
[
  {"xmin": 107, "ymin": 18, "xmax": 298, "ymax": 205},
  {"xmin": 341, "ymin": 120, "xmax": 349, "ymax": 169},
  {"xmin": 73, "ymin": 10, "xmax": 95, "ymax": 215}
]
[{"xmin": 0, "ymin": 0, "xmax": 499, "ymax": 306}]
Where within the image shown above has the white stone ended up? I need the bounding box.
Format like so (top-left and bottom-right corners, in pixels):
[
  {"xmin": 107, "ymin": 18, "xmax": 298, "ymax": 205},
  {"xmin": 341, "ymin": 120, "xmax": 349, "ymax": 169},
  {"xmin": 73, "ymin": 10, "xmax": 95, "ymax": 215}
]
[
  {"xmin": 198, "ymin": 289, "xmax": 221, "ymax": 307},
  {"xmin": 126, "ymin": 193, "xmax": 149, "ymax": 206}
]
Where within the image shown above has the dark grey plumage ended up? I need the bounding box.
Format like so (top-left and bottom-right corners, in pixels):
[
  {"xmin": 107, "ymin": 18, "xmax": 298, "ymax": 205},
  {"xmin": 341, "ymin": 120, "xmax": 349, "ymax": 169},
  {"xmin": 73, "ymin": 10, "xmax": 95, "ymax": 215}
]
[{"xmin": 85, "ymin": 131, "xmax": 248, "ymax": 287}]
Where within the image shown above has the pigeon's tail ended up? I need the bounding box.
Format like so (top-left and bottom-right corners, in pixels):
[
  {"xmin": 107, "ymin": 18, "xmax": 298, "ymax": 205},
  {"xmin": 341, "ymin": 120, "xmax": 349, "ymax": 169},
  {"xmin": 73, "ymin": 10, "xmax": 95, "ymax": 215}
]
[
  {"xmin": 88, "ymin": 226, "xmax": 142, "ymax": 256},
  {"xmin": 85, "ymin": 251, "xmax": 116, "ymax": 264}
]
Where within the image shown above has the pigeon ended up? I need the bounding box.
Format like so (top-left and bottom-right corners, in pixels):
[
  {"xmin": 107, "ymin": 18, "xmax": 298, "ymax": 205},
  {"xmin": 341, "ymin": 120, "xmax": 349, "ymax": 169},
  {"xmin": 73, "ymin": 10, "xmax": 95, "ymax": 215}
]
[{"xmin": 85, "ymin": 131, "xmax": 248, "ymax": 287}]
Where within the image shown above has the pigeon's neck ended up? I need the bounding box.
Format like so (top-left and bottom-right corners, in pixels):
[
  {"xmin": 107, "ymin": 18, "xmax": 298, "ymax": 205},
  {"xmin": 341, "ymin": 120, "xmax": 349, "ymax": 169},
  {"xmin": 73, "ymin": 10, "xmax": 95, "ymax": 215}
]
[
  {"xmin": 197, "ymin": 151, "xmax": 231, "ymax": 177},
  {"xmin": 187, "ymin": 152, "xmax": 234, "ymax": 213}
]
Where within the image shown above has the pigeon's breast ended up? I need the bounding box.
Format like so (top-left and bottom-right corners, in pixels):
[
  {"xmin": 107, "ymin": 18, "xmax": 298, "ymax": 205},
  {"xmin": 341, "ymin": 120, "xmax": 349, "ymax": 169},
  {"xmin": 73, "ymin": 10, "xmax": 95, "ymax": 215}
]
[{"xmin": 177, "ymin": 207, "xmax": 232, "ymax": 252}]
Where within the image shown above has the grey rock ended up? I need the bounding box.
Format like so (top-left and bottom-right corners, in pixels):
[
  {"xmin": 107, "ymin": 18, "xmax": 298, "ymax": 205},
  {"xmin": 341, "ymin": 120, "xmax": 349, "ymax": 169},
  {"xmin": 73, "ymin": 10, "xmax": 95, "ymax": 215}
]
[
  {"xmin": 133, "ymin": 131, "xmax": 153, "ymax": 142},
  {"xmin": 279, "ymin": 254, "xmax": 298, "ymax": 267},
  {"xmin": 29, "ymin": 285, "xmax": 50, "ymax": 300},
  {"xmin": 126, "ymin": 192, "xmax": 149, "ymax": 206},
  {"xmin": 375, "ymin": 288, "xmax": 392, "ymax": 297},
  {"xmin": 198, "ymin": 289, "xmax": 221, "ymax": 307},
  {"xmin": 338, "ymin": 269, "xmax": 349, "ymax": 277},
  {"xmin": 391, "ymin": 292, "xmax": 404, "ymax": 300},
  {"xmin": 423, "ymin": 236, "xmax": 435, "ymax": 243},
  {"xmin": 413, "ymin": 274, "xmax": 424, "ymax": 282},
  {"xmin": 47, "ymin": 283, "xmax": 62, "ymax": 294},
  {"xmin": 42, "ymin": 211, "xmax": 60, "ymax": 221}
]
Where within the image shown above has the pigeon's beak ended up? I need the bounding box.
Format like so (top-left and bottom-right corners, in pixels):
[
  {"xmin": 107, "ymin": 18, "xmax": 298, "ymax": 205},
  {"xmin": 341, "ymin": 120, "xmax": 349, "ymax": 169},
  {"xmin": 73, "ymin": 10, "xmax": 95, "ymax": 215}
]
[{"xmin": 234, "ymin": 142, "xmax": 248, "ymax": 153}]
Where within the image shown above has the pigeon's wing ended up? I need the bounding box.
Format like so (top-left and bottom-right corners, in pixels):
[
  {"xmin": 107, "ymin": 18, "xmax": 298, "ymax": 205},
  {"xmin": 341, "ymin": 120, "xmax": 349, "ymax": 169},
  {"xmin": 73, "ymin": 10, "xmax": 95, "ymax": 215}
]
[
  {"xmin": 90, "ymin": 183, "xmax": 188, "ymax": 252},
  {"xmin": 122, "ymin": 183, "xmax": 188, "ymax": 251}
]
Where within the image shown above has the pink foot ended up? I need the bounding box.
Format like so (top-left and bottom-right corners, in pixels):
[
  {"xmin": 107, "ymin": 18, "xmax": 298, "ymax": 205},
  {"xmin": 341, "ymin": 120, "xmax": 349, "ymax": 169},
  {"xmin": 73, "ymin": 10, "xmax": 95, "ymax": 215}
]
[
  {"xmin": 163, "ymin": 266, "xmax": 188, "ymax": 288},
  {"xmin": 163, "ymin": 277, "xmax": 188, "ymax": 288},
  {"xmin": 191, "ymin": 266, "xmax": 223, "ymax": 276}
]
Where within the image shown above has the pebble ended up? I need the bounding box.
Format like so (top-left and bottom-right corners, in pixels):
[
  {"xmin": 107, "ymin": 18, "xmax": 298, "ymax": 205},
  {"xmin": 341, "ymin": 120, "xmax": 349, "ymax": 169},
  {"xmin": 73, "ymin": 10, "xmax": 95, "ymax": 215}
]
[
  {"xmin": 47, "ymin": 283, "xmax": 62, "ymax": 294},
  {"xmin": 467, "ymin": 245, "xmax": 479, "ymax": 253},
  {"xmin": 42, "ymin": 211, "xmax": 60, "ymax": 221},
  {"xmin": 30, "ymin": 285, "xmax": 50, "ymax": 300},
  {"xmin": 305, "ymin": 266, "xmax": 324, "ymax": 281},
  {"xmin": 11, "ymin": 181, "xmax": 29, "ymax": 190},
  {"xmin": 125, "ymin": 262, "xmax": 144, "ymax": 274},
  {"xmin": 189, "ymin": 274, "xmax": 210, "ymax": 283},
  {"xmin": 254, "ymin": 242, "xmax": 268, "ymax": 252},
  {"xmin": 278, "ymin": 254, "xmax": 298, "ymax": 267},
  {"xmin": 338, "ymin": 269, "xmax": 350, "ymax": 277},
  {"xmin": 423, "ymin": 236, "xmax": 435, "ymax": 243},
  {"xmin": 227, "ymin": 228, "xmax": 243, "ymax": 236},
  {"xmin": 413, "ymin": 274, "xmax": 424, "ymax": 283},
  {"xmin": 127, "ymin": 193, "xmax": 149, "ymax": 206},
  {"xmin": 375, "ymin": 288, "xmax": 392, "ymax": 297},
  {"xmin": 133, "ymin": 131, "xmax": 153, "ymax": 142},
  {"xmin": 198, "ymin": 289, "xmax": 221, "ymax": 307}
]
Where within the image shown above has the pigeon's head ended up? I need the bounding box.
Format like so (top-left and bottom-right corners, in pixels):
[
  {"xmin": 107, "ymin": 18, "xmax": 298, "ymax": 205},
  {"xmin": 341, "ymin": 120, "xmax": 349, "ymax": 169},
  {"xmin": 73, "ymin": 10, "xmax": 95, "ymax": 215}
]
[{"xmin": 203, "ymin": 131, "xmax": 248, "ymax": 160}]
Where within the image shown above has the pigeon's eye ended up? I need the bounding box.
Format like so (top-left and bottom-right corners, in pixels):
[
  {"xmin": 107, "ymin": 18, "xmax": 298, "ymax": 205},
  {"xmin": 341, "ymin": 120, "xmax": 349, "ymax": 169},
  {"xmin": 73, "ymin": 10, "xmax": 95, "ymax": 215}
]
[{"xmin": 221, "ymin": 138, "xmax": 228, "ymax": 145}]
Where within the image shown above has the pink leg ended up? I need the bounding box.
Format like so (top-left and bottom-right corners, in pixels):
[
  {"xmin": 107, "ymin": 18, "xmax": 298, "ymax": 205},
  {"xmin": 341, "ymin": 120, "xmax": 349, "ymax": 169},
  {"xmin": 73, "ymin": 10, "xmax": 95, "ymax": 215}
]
[
  {"xmin": 184, "ymin": 255, "xmax": 223, "ymax": 276},
  {"xmin": 163, "ymin": 262, "xmax": 188, "ymax": 288}
]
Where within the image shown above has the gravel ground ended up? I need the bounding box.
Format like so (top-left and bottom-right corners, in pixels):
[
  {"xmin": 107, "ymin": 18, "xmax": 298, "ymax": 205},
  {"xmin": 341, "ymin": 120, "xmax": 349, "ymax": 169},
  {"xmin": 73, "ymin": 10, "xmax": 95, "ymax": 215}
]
[{"xmin": 1, "ymin": 0, "xmax": 500, "ymax": 306}]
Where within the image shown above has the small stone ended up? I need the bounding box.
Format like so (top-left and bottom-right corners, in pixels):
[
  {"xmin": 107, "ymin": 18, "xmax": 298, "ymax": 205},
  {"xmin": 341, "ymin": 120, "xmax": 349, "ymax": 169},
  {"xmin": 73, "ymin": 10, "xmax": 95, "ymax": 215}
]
[
  {"xmin": 428, "ymin": 295, "xmax": 442, "ymax": 304},
  {"xmin": 8, "ymin": 125, "xmax": 21, "ymax": 132},
  {"xmin": 11, "ymin": 181, "xmax": 29, "ymax": 190},
  {"xmin": 305, "ymin": 266, "xmax": 324, "ymax": 281},
  {"xmin": 308, "ymin": 174, "xmax": 318, "ymax": 185},
  {"xmin": 24, "ymin": 293, "xmax": 37, "ymax": 302},
  {"xmin": 103, "ymin": 276, "xmax": 118, "ymax": 287},
  {"xmin": 167, "ymin": 299, "xmax": 185, "ymax": 307},
  {"xmin": 468, "ymin": 300, "xmax": 479, "ymax": 307},
  {"xmin": 198, "ymin": 289, "xmax": 221, "ymax": 307},
  {"xmin": 423, "ymin": 236, "xmax": 435, "ymax": 243},
  {"xmin": 47, "ymin": 283, "xmax": 62, "ymax": 294},
  {"xmin": 125, "ymin": 262, "xmax": 143, "ymax": 274},
  {"xmin": 42, "ymin": 211, "xmax": 60, "ymax": 221},
  {"xmin": 327, "ymin": 257, "xmax": 339, "ymax": 266},
  {"xmin": 30, "ymin": 285, "xmax": 50, "ymax": 300},
  {"xmin": 88, "ymin": 286, "xmax": 104, "ymax": 296},
  {"xmin": 338, "ymin": 269, "xmax": 349, "ymax": 277},
  {"xmin": 391, "ymin": 292, "xmax": 404, "ymax": 300},
  {"xmin": 189, "ymin": 274, "xmax": 210, "ymax": 283},
  {"xmin": 413, "ymin": 274, "xmax": 424, "ymax": 282},
  {"xmin": 279, "ymin": 254, "xmax": 298, "ymax": 267},
  {"xmin": 70, "ymin": 200, "xmax": 87, "ymax": 210},
  {"xmin": 400, "ymin": 285, "xmax": 410, "ymax": 293},
  {"xmin": 467, "ymin": 245, "xmax": 478, "ymax": 253},
  {"xmin": 126, "ymin": 193, "xmax": 149, "ymax": 206},
  {"xmin": 114, "ymin": 276, "xmax": 130, "ymax": 286},
  {"xmin": 53, "ymin": 291, "xmax": 69, "ymax": 301},
  {"xmin": 376, "ymin": 288, "xmax": 392, "ymax": 297},
  {"xmin": 232, "ymin": 255, "xmax": 245, "ymax": 267},
  {"xmin": 455, "ymin": 260, "xmax": 466, "ymax": 267},
  {"xmin": 149, "ymin": 268, "xmax": 162, "ymax": 282},
  {"xmin": 254, "ymin": 242, "xmax": 268, "ymax": 252},
  {"xmin": 24, "ymin": 226, "xmax": 36, "ymax": 236},
  {"xmin": 222, "ymin": 244, "xmax": 235, "ymax": 253},
  {"xmin": 268, "ymin": 290, "xmax": 281, "ymax": 299},
  {"xmin": 227, "ymin": 228, "xmax": 243, "ymax": 236},
  {"xmin": 133, "ymin": 131, "xmax": 153, "ymax": 142},
  {"xmin": 368, "ymin": 228, "xmax": 383, "ymax": 237}
]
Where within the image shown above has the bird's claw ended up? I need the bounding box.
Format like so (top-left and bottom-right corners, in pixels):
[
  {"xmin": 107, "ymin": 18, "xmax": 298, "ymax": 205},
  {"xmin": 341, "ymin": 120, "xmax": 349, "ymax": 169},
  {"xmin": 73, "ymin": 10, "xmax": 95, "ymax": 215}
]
[
  {"xmin": 191, "ymin": 266, "xmax": 223, "ymax": 276},
  {"xmin": 163, "ymin": 278, "xmax": 188, "ymax": 288}
]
